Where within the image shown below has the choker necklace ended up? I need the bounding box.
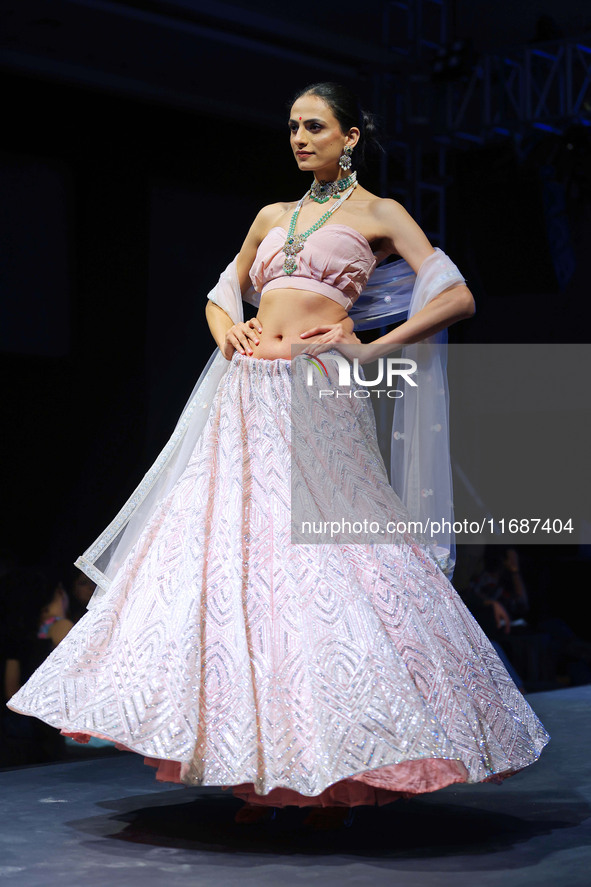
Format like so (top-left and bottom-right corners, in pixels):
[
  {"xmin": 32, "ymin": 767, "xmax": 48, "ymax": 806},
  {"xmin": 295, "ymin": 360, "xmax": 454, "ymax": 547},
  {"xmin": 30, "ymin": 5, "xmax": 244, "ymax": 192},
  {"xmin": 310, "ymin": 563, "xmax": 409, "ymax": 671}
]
[
  {"xmin": 309, "ymin": 171, "xmax": 357, "ymax": 204},
  {"xmin": 282, "ymin": 180, "xmax": 357, "ymax": 274}
]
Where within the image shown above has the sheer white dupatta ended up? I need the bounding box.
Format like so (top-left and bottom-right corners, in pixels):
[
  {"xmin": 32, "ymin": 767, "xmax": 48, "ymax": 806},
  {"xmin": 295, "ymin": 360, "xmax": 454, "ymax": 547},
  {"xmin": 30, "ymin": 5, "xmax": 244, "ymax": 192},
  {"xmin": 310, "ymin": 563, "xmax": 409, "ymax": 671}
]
[
  {"xmin": 78, "ymin": 257, "xmax": 245, "ymax": 606},
  {"xmin": 390, "ymin": 249, "xmax": 466, "ymax": 577},
  {"xmin": 78, "ymin": 247, "xmax": 465, "ymax": 607}
]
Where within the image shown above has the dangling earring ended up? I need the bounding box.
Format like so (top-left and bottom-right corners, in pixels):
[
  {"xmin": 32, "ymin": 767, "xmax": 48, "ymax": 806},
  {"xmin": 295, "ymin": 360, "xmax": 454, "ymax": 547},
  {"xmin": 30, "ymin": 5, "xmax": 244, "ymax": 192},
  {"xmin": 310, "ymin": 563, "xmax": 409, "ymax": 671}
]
[{"xmin": 339, "ymin": 145, "xmax": 353, "ymax": 171}]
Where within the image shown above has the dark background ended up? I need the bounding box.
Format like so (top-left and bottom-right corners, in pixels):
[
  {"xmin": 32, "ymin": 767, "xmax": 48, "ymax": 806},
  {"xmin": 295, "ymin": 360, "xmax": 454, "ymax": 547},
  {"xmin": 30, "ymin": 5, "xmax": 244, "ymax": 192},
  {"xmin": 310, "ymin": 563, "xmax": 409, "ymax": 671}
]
[{"xmin": 1, "ymin": 0, "xmax": 590, "ymax": 631}]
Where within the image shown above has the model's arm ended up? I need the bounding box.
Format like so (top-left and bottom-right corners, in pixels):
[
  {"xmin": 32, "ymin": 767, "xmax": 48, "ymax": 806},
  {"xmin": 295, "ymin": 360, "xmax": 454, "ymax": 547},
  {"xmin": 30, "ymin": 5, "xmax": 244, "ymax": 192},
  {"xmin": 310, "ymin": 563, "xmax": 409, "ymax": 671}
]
[
  {"xmin": 363, "ymin": 200, "xmax": 475, "ymax": 358},
  {"xmin": 299, "ymin": 199, "xmax": 474, "ymax": 358},
  {"xmin": 205, "ymin": 203, "xmax": 283, "ymax": 359}
]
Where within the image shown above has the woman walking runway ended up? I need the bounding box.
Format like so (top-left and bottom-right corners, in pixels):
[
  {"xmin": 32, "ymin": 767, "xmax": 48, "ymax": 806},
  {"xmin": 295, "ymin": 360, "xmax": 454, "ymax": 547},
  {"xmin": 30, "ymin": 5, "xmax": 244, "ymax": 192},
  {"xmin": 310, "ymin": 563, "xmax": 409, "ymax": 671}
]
[{"xmin": 8, "ymin": 82, "xmax": 549, "ymax": 828}]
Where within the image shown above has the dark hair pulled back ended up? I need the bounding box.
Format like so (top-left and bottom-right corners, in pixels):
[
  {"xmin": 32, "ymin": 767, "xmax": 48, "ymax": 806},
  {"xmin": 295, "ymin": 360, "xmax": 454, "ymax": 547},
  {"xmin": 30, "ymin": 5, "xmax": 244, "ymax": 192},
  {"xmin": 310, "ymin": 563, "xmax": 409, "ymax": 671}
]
[{"xmin": 289, "ymin": 81, "xmax": 383, "ymax": 171}]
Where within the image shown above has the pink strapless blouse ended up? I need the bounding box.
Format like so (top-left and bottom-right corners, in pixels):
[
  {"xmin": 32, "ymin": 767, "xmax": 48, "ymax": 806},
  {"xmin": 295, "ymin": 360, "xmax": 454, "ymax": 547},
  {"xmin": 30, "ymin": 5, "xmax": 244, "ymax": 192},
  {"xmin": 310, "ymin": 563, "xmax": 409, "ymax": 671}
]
[{"xmin": 249, "ymin": 224, "xmax": 378, "ymax": 311}]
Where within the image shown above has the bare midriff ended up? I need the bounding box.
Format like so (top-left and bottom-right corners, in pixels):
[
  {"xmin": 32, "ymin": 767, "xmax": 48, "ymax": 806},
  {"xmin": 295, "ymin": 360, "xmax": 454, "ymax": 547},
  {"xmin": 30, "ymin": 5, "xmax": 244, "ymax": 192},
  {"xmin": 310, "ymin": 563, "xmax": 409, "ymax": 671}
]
[{"xmin": 247, "ymin": 288, "xmax": 349, "ymax": 360}]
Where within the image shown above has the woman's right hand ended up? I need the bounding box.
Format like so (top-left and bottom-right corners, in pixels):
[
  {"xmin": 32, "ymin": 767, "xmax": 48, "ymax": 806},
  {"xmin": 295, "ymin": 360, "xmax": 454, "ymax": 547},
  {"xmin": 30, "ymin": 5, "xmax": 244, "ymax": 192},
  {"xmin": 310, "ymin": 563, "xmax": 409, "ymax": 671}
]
[{"xmin": 222, "ymin": 319, "xmax": 263, "ymax": 359}]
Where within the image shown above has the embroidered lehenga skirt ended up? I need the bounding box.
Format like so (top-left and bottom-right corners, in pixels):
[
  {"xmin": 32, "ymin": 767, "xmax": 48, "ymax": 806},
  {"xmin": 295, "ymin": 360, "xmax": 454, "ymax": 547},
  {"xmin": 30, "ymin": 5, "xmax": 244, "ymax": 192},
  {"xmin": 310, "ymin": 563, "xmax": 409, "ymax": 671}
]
[{"xmin": 8, "ymin": 351, "xmax": 549, "ymax": 807}]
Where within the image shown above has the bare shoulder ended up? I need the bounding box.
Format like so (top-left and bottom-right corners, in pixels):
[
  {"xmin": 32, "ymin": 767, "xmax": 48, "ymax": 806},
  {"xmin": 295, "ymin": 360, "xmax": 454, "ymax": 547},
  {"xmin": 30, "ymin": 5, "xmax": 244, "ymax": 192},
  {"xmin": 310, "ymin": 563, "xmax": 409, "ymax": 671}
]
[
  {"xmin": 367, "ymin": 197, "xmax": 434, "ymax": 271},
  {"xmin": 238, "ymin": 202, "xmax": 281, "ymax": 250},
  {"xmin": 236, "ymin": 201, "xmax": 289, "ymax": 284},
  {"xmin": 369, "ymin": 196, "xmax": 412, "ymax": 227},
  {"xmin": 244, "ymin": 201, "xmax": 289, "ymax": 244},
  {"xmin": 254, "ymin": 200, "xmax": 297, "ymax": 228},
  {"xmin": 353, "ymin": 191, "xmax": 414, "ymax": 233},
  {"xmin": 253, "ymin": 201, "xmax": 287, "ymax": 225}
]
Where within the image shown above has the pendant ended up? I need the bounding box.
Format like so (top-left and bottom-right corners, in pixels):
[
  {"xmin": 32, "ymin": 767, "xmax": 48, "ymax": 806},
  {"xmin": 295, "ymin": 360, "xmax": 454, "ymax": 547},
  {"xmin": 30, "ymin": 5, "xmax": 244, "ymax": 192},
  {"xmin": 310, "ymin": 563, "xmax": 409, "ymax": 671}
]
[
  {"xmin": 282, "ymin": 233, "xmax": 306, "ymax": 275},
  {"xmin": 310, "ymin": 182, "xmax": 331, "ymax": 204}
]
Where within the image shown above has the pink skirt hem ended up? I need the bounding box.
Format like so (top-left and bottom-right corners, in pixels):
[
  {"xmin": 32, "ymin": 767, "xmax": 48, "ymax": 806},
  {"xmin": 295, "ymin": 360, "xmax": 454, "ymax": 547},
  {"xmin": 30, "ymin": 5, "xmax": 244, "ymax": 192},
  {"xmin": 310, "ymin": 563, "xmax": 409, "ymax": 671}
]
[
  {"xmin": 142, "ymin": 755, "xmax": 472, "ymax": 807},
  {"xmin": 63, "ymin": 724, "xmax": 510, "ymax": 808}
]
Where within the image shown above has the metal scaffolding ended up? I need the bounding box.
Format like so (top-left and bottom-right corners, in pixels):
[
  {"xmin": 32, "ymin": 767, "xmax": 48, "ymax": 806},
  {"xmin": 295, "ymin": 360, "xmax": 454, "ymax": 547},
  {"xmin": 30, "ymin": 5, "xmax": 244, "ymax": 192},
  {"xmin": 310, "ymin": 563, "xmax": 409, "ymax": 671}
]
[
  {"xmin": 442, "ymin": 38, "xmax": 591, "ymax": 143},
  {"xmin": 378, "ymin": 0, "xmax": 451, "ymax": 247},
  {"xmin": 377, "ymin": 2, "xmax": 591, "ymax": 248}
]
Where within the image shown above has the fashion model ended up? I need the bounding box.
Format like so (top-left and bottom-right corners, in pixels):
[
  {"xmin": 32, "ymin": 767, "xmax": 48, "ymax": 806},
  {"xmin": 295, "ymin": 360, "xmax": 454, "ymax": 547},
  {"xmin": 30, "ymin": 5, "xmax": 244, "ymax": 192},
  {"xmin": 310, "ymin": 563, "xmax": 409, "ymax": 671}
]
[{"xmin": 8, "ymin": 82, "xmax": 549, "ymax": 830}]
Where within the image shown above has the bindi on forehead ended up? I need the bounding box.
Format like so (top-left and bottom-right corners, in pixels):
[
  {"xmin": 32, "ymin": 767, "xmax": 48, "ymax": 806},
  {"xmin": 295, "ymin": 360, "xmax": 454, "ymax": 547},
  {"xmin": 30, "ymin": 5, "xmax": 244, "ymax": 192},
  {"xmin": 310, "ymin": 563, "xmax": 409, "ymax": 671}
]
[{"xmin": 288, "ymin": 117, "xmax": 327, "ymax": 125}]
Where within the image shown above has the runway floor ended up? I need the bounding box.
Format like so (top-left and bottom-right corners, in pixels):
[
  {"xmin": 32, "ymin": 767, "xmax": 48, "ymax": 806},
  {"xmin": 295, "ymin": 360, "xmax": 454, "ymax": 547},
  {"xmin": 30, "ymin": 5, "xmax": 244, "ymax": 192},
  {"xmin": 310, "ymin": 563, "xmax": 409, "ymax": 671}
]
[{"xmin": 1, "ymin": 685, "xmax": 589, "ymax": 887}]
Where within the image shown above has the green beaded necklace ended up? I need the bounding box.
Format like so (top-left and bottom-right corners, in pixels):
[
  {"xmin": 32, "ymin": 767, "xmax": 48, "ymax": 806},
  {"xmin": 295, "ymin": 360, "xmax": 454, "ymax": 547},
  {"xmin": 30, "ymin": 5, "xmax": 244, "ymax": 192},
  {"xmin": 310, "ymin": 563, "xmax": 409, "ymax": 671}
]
[{"xmin": 282, "ymin": 180, "xmax": 357, "ymax": 275}]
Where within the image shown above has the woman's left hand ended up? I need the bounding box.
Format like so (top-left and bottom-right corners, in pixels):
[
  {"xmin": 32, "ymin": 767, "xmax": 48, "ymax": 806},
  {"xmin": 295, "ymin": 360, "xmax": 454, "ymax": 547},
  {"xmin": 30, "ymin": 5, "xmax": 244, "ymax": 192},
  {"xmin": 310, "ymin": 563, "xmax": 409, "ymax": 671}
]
[{"xmin": 298, "ymin": 323, "xmax": 361, "ymax": 357}]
